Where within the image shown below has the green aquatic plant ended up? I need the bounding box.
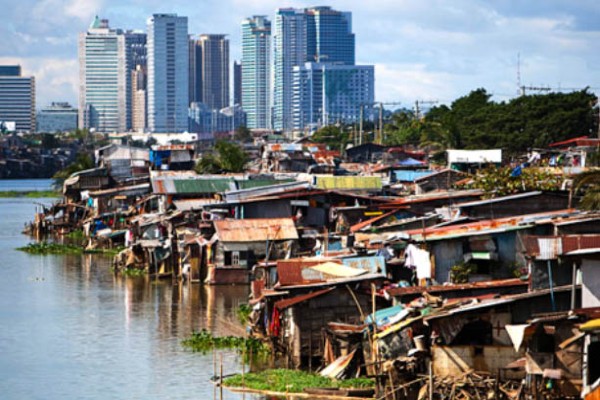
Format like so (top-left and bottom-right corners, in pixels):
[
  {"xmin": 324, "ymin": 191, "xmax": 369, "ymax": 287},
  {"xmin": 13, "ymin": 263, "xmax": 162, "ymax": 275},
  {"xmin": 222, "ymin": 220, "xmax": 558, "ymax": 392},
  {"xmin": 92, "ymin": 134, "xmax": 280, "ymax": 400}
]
[
  {"xmin": 182, "ymin": 329, "xmax": 269, "ymax": 362},
  {"xmin": 223, "ymin": 369, "xmax": 374, "ymax": 393},
  {"xmin": 17, "ymin": 242, "xmax": 82, "ymax": 255},
  {"xmin": 0, "ymin": 190, "xmax": 60, "ymax": 198}
]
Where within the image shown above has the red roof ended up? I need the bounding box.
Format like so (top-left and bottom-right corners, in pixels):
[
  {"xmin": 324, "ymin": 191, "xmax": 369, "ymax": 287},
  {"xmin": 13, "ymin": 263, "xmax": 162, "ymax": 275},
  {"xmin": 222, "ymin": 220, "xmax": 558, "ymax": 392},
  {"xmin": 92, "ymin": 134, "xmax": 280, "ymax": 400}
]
[{"xmin": 549, "ymin": 136, "xmax": 600, "ymax": 148}]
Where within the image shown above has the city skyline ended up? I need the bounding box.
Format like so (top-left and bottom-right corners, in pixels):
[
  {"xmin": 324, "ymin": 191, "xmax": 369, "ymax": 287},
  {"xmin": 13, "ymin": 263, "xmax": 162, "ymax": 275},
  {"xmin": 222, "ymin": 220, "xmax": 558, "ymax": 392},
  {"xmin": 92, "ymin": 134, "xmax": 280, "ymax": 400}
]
[{"xmin": 2, "ymin": 1, "xmax": 600, "ymax": 110}]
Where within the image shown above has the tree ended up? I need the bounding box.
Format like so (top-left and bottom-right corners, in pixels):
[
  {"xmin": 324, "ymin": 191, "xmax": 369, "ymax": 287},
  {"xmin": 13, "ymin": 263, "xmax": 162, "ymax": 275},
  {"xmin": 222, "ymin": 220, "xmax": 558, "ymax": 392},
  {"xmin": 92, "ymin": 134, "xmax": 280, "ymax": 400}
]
[
  {"xmin": 572, "ymin": 169, "xmax": 600, "ymax": 210},
  {"xmin": 311, "ymin": 125, "xmax": 350, "ymax": 150},
  {"xmin": 52, "ymin": 153, "xmax": 95, "ymax": 185},
  {"xmin": 234, "ymin": 125, "xmax": 252, "ymax": 143},
  {"xmin": 195, "ymin": 140, "xmax": 248, "ymax": 174}
]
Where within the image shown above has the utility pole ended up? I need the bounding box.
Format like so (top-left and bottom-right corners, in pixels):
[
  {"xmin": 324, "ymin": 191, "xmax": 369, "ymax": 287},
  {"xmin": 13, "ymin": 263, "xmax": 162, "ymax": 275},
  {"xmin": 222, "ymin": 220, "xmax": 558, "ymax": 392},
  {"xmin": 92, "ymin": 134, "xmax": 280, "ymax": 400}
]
[
  {"xmin": 359, "ymin": 104, "xmax": 363, "ymax": 145},
  {"xmin": 378, "ymin": 103, "xmax": 383, "ymax": 144}
]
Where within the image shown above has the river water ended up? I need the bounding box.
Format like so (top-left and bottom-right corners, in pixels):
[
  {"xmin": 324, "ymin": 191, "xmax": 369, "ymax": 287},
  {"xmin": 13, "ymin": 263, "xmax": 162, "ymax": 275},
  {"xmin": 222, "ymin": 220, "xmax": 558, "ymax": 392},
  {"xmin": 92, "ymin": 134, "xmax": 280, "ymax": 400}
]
[{"xmin": 0, "ymin": 180, "xmax": 260, "ymax": 399}]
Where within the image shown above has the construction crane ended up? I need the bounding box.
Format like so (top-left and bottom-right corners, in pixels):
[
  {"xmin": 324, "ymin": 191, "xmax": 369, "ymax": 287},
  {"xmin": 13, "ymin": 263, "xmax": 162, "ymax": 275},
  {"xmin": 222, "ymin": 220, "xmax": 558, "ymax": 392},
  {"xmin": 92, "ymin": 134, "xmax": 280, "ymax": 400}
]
[
  {"xmin": 357, "ymin": 101, "xmax": 403, "ymax": 145},
  {"xmin": 414, "ymin": 100, "xmax": 439, "ymax": 120}
]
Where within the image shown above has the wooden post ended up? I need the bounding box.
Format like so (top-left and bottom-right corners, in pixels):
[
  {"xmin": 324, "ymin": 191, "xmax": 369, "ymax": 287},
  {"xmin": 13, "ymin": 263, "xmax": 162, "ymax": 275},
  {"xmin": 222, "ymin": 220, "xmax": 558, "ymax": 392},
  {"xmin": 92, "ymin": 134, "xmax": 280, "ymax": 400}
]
[
  {"xmin": 571, "ymin": 261, "xmax": 577, "ymax": 311},
  {"xmin": 219, "ymin": 353, "xmax": 223, "ymax": 400},
  {"xmin": 429, "ymin": 360, "xmax": 433, "ymax": 400}
]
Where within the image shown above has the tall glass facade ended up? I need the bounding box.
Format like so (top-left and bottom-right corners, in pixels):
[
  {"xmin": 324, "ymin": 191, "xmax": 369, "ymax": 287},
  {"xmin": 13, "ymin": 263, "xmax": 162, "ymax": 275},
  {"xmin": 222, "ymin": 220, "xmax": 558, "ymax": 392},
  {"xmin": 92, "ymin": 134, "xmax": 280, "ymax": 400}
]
[
  {"xmin": 0, "ymin": 66, "xmax": 35, "ymax": 133},
  {"xmin": 241, "ymin": 16, "xmax": 271, "ymax": 129},
  {"xmin": 273, "ymin": 6, "xmax": 355, "ymax": 133},
  {"xmin": 78, "ymin": 17, "xmax": 126, "ymax": 132},
  {"xmin": 147, "ymin": 14, "xmax": 189, "ymax": 133}
]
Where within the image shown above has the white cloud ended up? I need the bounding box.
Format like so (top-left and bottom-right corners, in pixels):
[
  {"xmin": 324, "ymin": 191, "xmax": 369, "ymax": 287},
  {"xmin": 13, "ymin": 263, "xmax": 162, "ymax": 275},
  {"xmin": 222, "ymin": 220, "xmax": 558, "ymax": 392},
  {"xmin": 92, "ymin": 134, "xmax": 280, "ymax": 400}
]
[{"xmin": 0, "ymin": 57, "xmax": 79, "ymax": 108}]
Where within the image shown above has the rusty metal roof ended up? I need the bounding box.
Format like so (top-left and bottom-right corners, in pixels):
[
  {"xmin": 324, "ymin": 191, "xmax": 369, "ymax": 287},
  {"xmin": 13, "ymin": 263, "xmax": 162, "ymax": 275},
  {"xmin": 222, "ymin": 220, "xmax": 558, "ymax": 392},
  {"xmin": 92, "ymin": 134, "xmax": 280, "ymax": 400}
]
[
  {"xmin": 385, "ymin": 278, "xmax": 527, "ymax": 297},
  {"xmin": 523, "ymin": 234, "xmax": 600, "ymax": 259},
  {"xmin": 213, "ymin": 218, "xmax": 298, "ymax": 242},
  {"xmin": 274, "ymin": 288, "xmax": 335, "ymax": 310}
]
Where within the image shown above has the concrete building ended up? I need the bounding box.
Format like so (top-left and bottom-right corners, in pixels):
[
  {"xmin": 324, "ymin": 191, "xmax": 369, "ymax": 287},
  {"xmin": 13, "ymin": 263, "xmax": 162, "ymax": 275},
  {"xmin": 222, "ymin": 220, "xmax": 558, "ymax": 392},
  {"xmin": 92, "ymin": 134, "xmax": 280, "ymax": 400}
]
[
  {"xmin": 241, "ymin": 16, "xmax": 271, "ymax": 129},
  {"xmin": 36, "ymin": 102, "xmax": 78, "ymax": 133},
  {"xmin": 0, "ymin": 65, "xmax": 35, "ymax": 133},
  {"xmin": 147, "ymin": 13, "xmax": 189, "ymax": 133},
  {"xmin": 273, "ymin": 6, "xmax": 355, "ymax": 133},
  {"xmin": 131, "ymin": 65, "xmax": 146, "ymax": 132},
  {"xmin": 233, "ymin": 60, "xmax": 242, "ymax": 106},
  {"xmin": 292, "ymin": 63, "xmax": 374, "ymax": 131}
]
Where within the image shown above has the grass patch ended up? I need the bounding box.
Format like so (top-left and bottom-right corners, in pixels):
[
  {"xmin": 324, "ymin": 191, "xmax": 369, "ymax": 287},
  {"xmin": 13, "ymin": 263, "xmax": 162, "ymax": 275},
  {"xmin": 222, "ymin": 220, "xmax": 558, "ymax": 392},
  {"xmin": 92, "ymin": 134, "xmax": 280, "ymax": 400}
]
[
  {"xmin": 182, "ymin": 329, "xmax": 269, "ymax": 362},
  {"xmin": 223, "ymin": 369, "xmax": 374, "ymax": 393},
  {"xmin": 17, "ymin": 242, "xmax": 82, "ymax": 255},
  {"xmin": 0, "ymin": 190, "xmax": 60, "ymax": 198}
]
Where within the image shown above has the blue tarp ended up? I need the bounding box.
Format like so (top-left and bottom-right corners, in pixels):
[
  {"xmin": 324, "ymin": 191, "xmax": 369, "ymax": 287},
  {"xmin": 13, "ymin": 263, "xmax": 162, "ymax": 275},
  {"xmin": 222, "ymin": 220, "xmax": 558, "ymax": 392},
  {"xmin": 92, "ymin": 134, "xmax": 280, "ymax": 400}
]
[
  {"xmin": 342, "ymin": 255, "xmax": 386, "ymax": 276},
  {"xmin": 393, "ymin": 170, "xmax": 434, "ymax": 182},
  {"xmin": 365, "ymin": 305, "xmax": 404, "ymax": 327}
]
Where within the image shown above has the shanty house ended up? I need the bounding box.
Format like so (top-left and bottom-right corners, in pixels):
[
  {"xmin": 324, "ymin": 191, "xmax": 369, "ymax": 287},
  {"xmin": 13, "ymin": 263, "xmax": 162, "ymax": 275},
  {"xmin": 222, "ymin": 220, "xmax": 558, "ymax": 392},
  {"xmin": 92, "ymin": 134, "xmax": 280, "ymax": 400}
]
[{"xmin": 207, "ymin": 218, "xmax": 299, "ymax": 284}]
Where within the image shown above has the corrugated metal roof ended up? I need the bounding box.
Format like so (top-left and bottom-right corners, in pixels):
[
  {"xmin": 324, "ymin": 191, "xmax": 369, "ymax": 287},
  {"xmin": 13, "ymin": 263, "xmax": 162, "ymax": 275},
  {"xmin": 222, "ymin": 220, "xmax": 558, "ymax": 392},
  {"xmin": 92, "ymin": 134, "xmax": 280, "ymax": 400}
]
[
  {"xmin": 174, "ymin": 179, "xmax": 234, "ymax": 194},
  {"xmin": 274, "ymin": 288, "xmax": 334, "ymax": 310},
  {"xmin": 214, "ymin": 218, "xmax": 298, "ymax": 242},
  {"xmin": 89, "ymin": 183, "xmax": 150, "ymax": 197},
  {"xmin": 235, "ymin": 179, "xmax": 295, "ymax": 190},
  {"xmin": 315, "ymin": 176, "xmax": 382, "ymax": 190},
  {"xmin": 407, "ymin": 209, "xmax": 578, "ymax": 242},
  {"xmin": 451, "ymin": 191, "xmax": 543, "ymax": 209}
]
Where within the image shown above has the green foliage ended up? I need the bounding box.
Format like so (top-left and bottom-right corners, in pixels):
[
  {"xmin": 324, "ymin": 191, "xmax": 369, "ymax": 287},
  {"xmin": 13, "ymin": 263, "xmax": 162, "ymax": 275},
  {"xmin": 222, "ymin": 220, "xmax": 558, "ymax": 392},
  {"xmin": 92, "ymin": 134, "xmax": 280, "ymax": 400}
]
[
  {"xmin": 234, "ymin": 125, "xmax": 252, "ymax": 143},
  {"xmin": 52, "ymin": 153, "xmax": 95, "ymax": 184},
  {"xmin": 392, "ymin": 88, "xmax": 597, "ymax": 153},
  {"xmin": 572, "ymin": 168, "xmax": 600, "ymax": 210},
  {"xmin": 459, "ymin": 165, "xmax": 563, "ymax": 198},
  {"xmin": 64, "ymin": 229, "xmax": 85, "ymax": 240},
  {"xmin": 223, "ymin": 369, "xmax": 374, "ymax": 393},
  {"xmin": 195, "ymin": 140, "xmax": 248, "ymax": 174},
  {"xmin": 181, "ymin": 329, "xmax": 269, "ymax": 362},
  {"xmin": 311, "ymin": 125, "xmax": 349, "ymax": 150},
  {"xmin": 236, "ymin": 303, "xmax": 252, "ymax": 325},
  {"xmin": 450, "ymin": 262, "xmax": 477, "ymax": 284}
]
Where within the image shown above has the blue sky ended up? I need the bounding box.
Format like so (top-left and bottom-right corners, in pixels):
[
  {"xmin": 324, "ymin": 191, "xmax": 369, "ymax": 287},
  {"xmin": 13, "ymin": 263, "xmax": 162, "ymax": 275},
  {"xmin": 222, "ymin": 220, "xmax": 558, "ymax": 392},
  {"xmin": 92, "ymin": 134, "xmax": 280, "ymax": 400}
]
[{"xmin": 2, "ymin": 0, "xmax": 600, "ymax": 110}]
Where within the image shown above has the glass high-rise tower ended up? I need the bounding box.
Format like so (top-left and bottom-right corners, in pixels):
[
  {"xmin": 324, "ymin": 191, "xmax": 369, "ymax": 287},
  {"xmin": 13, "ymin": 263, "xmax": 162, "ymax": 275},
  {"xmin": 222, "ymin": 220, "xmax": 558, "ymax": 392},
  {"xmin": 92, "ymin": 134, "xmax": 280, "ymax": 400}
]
[
  {"xmin": 78, "ymin": 17, "xmax": 127, "ymax": 132},
  {"xmin": 147, "ymin": 13, "xmax": 189, "ymax": 133},
  {"xmin": 0, "ymin": 65, "xmax": 35, "ymax": 133},
  {"xmin": 241, "ymin": 16, "xmax": 271, "ymax": 129},
  {"xmin": 273, "ymin": 6, "xmax": 355, "ymax": 133}
]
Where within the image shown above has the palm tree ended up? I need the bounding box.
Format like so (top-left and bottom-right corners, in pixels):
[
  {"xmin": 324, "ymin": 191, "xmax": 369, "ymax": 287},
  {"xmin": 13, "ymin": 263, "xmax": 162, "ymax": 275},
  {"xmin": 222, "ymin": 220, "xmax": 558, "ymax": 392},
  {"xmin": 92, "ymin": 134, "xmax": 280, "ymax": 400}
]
[{"xmin": 572, "ymin": 169, "xmax": 600, "ymax": 210}]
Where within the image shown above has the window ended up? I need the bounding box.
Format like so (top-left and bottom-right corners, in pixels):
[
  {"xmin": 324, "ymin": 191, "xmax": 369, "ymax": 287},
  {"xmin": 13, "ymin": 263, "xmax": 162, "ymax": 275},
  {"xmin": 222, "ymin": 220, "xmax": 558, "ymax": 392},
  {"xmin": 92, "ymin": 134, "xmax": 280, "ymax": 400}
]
[{"xmin": 231, "ymin": 251, "xmax": 240, "ymax": 266}]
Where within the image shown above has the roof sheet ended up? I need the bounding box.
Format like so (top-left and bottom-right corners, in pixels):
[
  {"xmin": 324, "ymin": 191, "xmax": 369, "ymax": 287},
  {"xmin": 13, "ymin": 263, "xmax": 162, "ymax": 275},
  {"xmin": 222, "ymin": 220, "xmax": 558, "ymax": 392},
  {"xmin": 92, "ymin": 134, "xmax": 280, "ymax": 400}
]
[
  {"xmin": 274, "ymin": 288, "xmax": 334, "ymax": 310},
  {"xmin": 213, "ymin": 218, "xmax": 298, "ymax": 242},
  {"xmin": 315, "ymin": 176, "xmax": 382, "ymax": 190},
  {"xmin": 393, "ymin": 170, "xmax": 435, "ymax": 182}
]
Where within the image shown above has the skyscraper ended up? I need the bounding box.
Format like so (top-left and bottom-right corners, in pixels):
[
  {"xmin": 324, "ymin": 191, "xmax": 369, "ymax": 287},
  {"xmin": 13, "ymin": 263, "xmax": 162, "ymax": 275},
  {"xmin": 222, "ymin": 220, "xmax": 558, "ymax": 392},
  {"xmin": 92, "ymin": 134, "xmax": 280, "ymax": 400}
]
[
  {"xmin": 241, "ymin": 16, "xmax": 271, "ymax": 129},
  {"xmin": 292, "ymin": 63, "xmax": 374, "ymax": 131},
  {"xmin": 197, "ymin": 34, "xmax": 229, "ymax": 110},
  {"xmin": 78, "ymin": 17, "xmax": 128, "ymax": 132},
  {"xmin": 273, "ymin": 9, "xmax": 307, "ymax": 132},
  {"xmin": 273, "ymin": 6, "xmax": 355, "ymax": 133},
  {"xmin": 147, "ymin": 13, "xmax": 189, "ymax": 133},
  {"xmin": 233, "ymin": 60, "xmax": 242, "ymax": 106},
  {"xmin": 0, "ymin": 65, "xmax": 35, "ymax": 133}
]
